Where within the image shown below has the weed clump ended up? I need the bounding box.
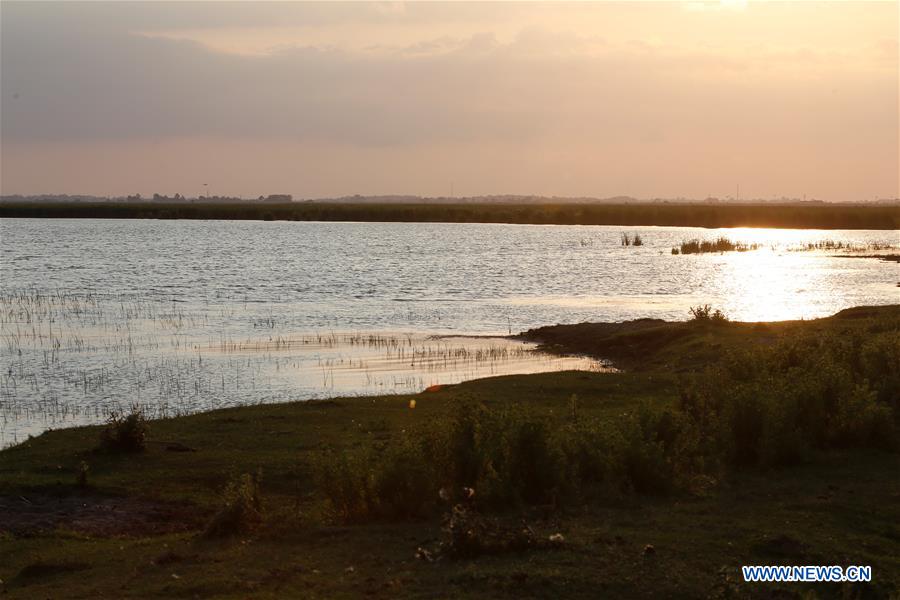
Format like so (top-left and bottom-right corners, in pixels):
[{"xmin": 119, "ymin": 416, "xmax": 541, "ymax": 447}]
[
  {"xmin": 75, "ymin": 461, "xmax": 90, "ymax": 487},
  {"xmin": 202, "ymin": 472, "xmax": 264, "ymax": 538},
  {"xmin": 99, "ymin": 407, "xmax": 148, "ymax": 453},
  {"xmin": 689, "ymin": 305, "xmax": 728, "ymax": 323}
]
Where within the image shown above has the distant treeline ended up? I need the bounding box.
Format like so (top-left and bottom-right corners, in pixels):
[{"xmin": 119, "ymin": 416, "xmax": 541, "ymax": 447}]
[{"xmin": 2, "ymin": 201, "xmax": 898, "ymax": 229}]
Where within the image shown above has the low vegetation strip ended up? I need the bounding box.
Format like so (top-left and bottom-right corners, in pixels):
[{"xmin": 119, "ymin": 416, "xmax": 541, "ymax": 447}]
[
  {"xmin": 315, "ymin": 306, "xmax": 899, "ymax": 523},
  {"xmin": 2, "ymin": 201, "xmax": 899, "ymax": 229}
]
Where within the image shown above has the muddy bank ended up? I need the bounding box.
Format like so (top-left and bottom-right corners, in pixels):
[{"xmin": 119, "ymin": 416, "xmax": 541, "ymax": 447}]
[{"xmin": 0, "ymin": 491, "xmax": 203, "ymax": 537}]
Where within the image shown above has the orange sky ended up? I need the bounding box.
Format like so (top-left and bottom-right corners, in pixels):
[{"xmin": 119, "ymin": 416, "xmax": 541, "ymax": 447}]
[{"xmin": 1, "ymin": 1, "xmax": 897, "ymax": 200}]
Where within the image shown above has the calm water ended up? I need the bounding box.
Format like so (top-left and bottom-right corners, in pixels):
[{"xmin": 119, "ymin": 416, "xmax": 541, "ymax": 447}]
[{"xmin": 1, "ymin": 218, "xmax": 897, "ymax": 446}]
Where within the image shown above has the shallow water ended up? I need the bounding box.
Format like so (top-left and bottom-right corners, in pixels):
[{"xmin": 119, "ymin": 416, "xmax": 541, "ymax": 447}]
[{"xmin": 1, "ymin": 218, "xmax": 897, "ymax": 446}]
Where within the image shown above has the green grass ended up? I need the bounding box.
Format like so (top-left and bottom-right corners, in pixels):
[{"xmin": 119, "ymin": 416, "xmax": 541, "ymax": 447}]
[
  {"xmin": 2, "ymin": 201, "xmax": 899, "ymax": 229},
  {"xmin": 1, "ymin": 306, "xmax": 899, "ymax": 598}
]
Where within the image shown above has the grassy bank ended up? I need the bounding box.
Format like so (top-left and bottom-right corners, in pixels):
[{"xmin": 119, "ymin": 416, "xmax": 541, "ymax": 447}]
[
  {"xmin": 2, "ymin": 201, "xmax": 899, "ymax": 229},
  {"xmin": 1, "ymin": 306, "xmax": 899, "ymax": 598}
]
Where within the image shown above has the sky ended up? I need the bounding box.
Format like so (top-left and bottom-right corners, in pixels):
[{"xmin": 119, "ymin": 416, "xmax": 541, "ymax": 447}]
[{"xmin": 1, "ymin": 1, "xmax": 897, "ymax": 201}]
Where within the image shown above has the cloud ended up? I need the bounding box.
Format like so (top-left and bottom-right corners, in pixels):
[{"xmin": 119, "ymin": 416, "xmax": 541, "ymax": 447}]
[{"xmin": 0, "ymin": 1, "xmax": 896, "ymax": 200}]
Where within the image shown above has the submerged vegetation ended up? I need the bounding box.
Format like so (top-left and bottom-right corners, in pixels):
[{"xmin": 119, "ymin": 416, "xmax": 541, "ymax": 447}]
[
  {"xmin": 671, "ymin": 236, "xmax": 898, "ymax": 255},
  {"xmin": 0, "ymin": 288, "xmax": 596, "ymax": 446},
  {"xmin": 1, "ymin": 305, "xmax": 898, "ymax": 597},
  {"xmin": 2, "ymin": 201, "xmax": 899, "ymax": 229}
]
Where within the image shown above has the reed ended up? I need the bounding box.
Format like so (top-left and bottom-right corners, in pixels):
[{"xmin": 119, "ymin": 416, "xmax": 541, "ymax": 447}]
[{"xmin": 673, "ymin": 237, "xmax": 760, "ymax": 255}]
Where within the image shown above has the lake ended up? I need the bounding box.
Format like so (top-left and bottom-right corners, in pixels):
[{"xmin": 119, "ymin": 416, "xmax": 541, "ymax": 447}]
[{"xmin": 1, "ymin": 218, "xmax": 897, "ymax": 446}]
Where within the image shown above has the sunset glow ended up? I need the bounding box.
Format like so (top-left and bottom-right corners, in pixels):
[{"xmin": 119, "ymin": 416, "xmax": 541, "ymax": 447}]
[{"xmin": 2, "ymin": 1, "xmax": 897, "ymax": 200}]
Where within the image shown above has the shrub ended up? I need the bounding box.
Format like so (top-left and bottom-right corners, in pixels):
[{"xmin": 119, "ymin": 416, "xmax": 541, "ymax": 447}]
[
  {"xmin": 75, "ymin": 461, "xmax": 90, "ymax": 488},
  {"xmin": 617, "ymin": 409, "xmax": 677, "ymax": 494},
  {"xmin": 504, "ymin": 419, "xmax": 566, "ymax": 504},
  {"xmin": 373, "ymin": 433, "xmax": 440, "ymax": 519},
  {"xmin": 203, "ymin": 472, "xmax": 264, "ymax": 538},
  {"xmin": 557, "ymin": 423, "xmax": 615, "ymax": 495},
  {"xmin": 678, "ymin": 321, "xmax": 899, "ymax": 469},
  {"xmin": 859, "ymin": 333, "xmax": 900, "ymax": 413},
  {"xmin": 444, "ymin": 399, "xmax": 491, "ymax": 492},
  {"xmin": 99, "ymin": 407, "xmax": 148, "ymax": 453},
  {"xmin": 689, "ymin": 305, "xmax": 728, "ymax": 323},
  {"xmin": 313, "ymin": 447, "xmax": 377, "ymax": 523},
  {"xmin": 829, "ymin": 384, "xmax": 896, "ymax": 450}
]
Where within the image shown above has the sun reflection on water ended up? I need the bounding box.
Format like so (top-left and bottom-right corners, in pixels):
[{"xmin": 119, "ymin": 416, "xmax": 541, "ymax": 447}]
[{"xmin": 714, "ymin": 250, "xmax": 825, "ymax": 322}]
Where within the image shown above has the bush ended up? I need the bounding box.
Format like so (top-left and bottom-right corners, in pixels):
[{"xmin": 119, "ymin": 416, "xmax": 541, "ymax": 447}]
[
  {"xmin": 203, "ymin": 472, "xmax": 264, "ymax": 538},
  {"xmin": 617, "ymin": 409, "xmax": 677, "ymax": 494},
  {"xmin": 374, "ymin": 433, "xmax": 441, "ymax": 519},
  {"xmin": 860, "ymin": 333, "xmax": 900, "ymax": 413},
  {"xmin": 75, "ymin": 461, "xmax": 90, "ymax": 488},
  {"xmin": 557, "ymin": 423, "xmax": 617, "ymax": 498},
  {"xmin": 317, "ymin": 399, "xmax": 682, "ymax": 525},
  {"xmin": 829, "ymin": 384, "xmax": 896, "ymax": 450},
  {"xmin": 313, "ymin": 447, "xmax": 377, "ymax": 523},
  {"xmin": 689, "ymin": 305, "xmax": 728, "ymax": 323},
  {"xmin": 678, "ymin": 322, "xmax": 899, "ymax": 469},
  {"xmin": 99, "ymin": 407, "xmax": 148, "ymax": 453},
  {"xmin": 504, "ymin": 419, "xmax": 566, "ymax": 504}
]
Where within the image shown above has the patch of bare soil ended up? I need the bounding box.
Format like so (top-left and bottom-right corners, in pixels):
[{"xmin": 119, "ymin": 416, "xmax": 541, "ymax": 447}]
[{"xmin": 0, "ymin": 492, "xmax": 204, "ymax": 537}]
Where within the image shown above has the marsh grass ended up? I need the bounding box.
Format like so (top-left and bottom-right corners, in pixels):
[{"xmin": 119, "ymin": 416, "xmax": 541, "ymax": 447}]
[
  {"xmin": 1, "ymin": 289, "xmax": 594, "ymax": 446},
  {"xmin": 620, "ymin": 233, "xmax": 643, "ymax": 247},
  {"xmin": 673, "ymin": 237, "xmax": 761, "ymax": 255},
  {"xmin": 668, "ymin": 237, "xmax": 897, "ymax": 255}
]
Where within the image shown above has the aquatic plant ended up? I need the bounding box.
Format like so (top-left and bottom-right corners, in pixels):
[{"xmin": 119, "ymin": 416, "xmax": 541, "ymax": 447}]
[{"xmin": 674, "ymin": 237, "xmax": 760, "ymax": 255}]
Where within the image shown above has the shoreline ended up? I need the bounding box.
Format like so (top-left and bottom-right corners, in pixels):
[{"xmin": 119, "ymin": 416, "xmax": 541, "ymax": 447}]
[
  {"xmin": 0, "ymin": 332, "xmax": 605, "ymax": 449},
  {"xmin": 3, "ymin": 201, "xmax": 899, "ymax": 229}
]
